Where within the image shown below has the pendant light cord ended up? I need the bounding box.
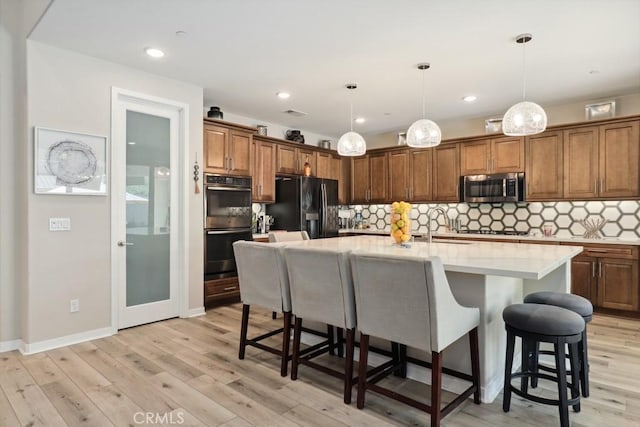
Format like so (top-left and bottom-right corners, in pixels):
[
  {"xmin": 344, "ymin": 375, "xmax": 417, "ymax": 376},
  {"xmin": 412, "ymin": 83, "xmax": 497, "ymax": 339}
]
[
  {"xmin": 421, "ymin": 67, "xmax": 426, "ymax": 119},
  {"xmin": 350, "ymin": 97, "xmax": 354, "ymax": 131},
  {"xmin": 521, "ymin": 38, "xmax": 527, "ymax": 101}
]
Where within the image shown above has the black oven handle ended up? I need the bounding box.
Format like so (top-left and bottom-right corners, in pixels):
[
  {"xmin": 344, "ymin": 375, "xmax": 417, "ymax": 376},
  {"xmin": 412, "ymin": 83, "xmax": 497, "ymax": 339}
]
[
  {"xmin": 206, "ymin": 228, "xmax": 252, "ymax": 235},
  {"xmin": 206, "ymin": 186, "xmax": 251, "ymax": 191}
]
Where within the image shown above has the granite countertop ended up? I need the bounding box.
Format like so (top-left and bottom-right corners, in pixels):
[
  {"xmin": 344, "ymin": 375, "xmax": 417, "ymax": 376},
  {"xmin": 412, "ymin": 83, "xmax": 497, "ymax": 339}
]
[{"xmin": 338, "ymin": 228, "xmax": 640, "ymax": 246}]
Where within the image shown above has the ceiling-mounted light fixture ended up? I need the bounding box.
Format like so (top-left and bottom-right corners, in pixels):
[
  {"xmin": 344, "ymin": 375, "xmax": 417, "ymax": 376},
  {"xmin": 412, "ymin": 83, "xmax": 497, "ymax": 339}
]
[
  {"xmin": 337, "ymin": 83, "xmax": 366, "ymax": 156},
  {"xmin": 502, "ymin": 33, "xmax": 547, "ymax": 136},
  {"xmin": 144, "ymin": 47, "xmax": 165, "ymax": 58},
  {"xmin": 276, "ymin": 91, "xmax": 290, "ymax": 99},
  {"xmin": 406, "ymin": 63, "xmax": 441, "ymax": 148}
]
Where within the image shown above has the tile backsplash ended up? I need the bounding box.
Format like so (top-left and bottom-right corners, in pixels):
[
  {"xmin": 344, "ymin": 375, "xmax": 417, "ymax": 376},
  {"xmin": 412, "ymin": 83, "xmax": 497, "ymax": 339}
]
[{"xmin": 347, "ymin": 201, "xmax": 640, "ymax": 239}]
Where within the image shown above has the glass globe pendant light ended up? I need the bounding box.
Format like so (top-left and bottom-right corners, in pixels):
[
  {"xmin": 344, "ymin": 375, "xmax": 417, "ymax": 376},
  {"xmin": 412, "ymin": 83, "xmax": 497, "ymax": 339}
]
[
  {"xmin": 406, "ymin": 63, "xmax": 441, "ymax": 148},
  {"xmin": 503, "ymin": 33, "xmax": 547, "ymax": 136},
  {"xmin": 337, "ymin": 83, "xmax": 366, "ymax": 156}
]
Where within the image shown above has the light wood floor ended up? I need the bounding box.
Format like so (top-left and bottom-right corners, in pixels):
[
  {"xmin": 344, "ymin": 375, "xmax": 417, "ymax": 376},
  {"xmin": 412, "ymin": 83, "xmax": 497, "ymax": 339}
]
[{"xmin": 1, "ymin": 304, "xmax": 639, "ymax": 426}]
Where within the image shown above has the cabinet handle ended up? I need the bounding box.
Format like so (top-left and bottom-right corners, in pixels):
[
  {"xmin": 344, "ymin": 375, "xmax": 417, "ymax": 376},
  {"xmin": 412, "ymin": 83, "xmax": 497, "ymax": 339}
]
[
  {"xmin": 594, "ymin": 180, "xmax": 597, "ymax": 194},
  {"xmin": 591, "ymin": 262, "xmax": 596, "ymax": 277},
  {"xmin": 259, "ymin": 184, "xmax": 263, "ymax": 197},
  {"xmin": 486, "ymin": 159, "xmax": 489, "ymax": 171},
  {"xmin": 223, "ymin": 286, "xmax": 237, "ymax": 291},
  {"xmin": 409, "ymin": 187, "xmax": 413, "ymax": 199},
  {"xmin": 598, "ymin": 261, "xmax": 602, "ymax": 278},
  {"xmin": 600, "ymin": 179, "xmax": 604, "ymax": 194},
  {"xmin": 230, "ymin": 157, "xmax": 234, "ymax": 171}
]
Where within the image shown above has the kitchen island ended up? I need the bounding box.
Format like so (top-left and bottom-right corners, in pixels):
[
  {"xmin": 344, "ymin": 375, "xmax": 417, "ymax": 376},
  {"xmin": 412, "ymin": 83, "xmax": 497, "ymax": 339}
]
[{"xmin": 282, "ymin": 235, "xmax": 583, "ymax": 403}]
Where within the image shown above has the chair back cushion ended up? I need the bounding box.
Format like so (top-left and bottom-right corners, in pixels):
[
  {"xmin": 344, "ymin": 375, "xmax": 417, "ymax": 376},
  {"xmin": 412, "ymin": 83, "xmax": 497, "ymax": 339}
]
[
  {"xmin": 350, "ymin": 252, "xmax": 480, "ymax": 352},
  {"xmin": 233, "ymin": 241, "xmax": 291, "ymax": 312},
  {"xmin": 284, "ymin": 246, "xmax": 356, "ymax": 329},
  {"xmin": 268, "ymin": 231, "xmax": 310, "ymax": 242}
]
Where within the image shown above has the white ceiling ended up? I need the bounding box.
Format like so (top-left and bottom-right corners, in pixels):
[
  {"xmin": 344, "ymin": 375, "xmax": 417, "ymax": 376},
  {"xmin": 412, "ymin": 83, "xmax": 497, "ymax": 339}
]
[{"xmin": 31, "ymin": 0, "xmax": 640, "ymax": 138}]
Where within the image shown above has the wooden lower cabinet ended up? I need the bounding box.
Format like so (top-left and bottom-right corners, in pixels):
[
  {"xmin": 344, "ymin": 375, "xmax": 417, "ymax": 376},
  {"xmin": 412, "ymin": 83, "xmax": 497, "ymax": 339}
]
[
  {"xmin": 571, "ymin": 255, "xmax": 597, "ymax": 302},
  {"xmin": 204, "ymin": 276, "xmax": 240, "ymax": 307}
]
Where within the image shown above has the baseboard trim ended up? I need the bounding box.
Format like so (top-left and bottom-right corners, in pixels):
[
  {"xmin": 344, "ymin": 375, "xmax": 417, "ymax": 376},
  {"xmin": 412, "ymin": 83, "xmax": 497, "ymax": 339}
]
[
  {"xmin": 186, "ymin": 307, "xmax": 205, "ymax": 318},
  {"xmin": 0, "ymin": 339, "xmax": 23, "ymax": 353},
  {"xmin": 21, "ymin": 326, "xmax": 115, "ymax": 355}
]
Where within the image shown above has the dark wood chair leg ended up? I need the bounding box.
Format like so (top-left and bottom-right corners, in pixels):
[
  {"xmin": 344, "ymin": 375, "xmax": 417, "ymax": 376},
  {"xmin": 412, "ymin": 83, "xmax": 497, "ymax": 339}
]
[
  {"xmin": 328, "ymin": 325, "xmax": 335, "ymax": 356},
  {"xmin": 291, "ymin": 317, "xmax": 303, "ymax": 380},
  {"xmin": 569, "ymin": 343, "xmax": 581, "ymax": 413},
  {"xmin": 398, "ymin": 344, "xmax": 407, "ymax": 378},
  {"xmin": 531, "ymin": 341, "xmax": 540, "ymax": 388},
  {"xmin": 555, "ymin": 340, "xmax": 570, "ymax": 427},
  {"xmin": 280, "ymin": 311, "xmax": 292, "ymax": 377},
  {"xmin": 272, "ymin": 311, "xmax": 277, "ymax": 320},
  {"xmin": 521, "ymin": 338, "xmax": 529, "ymax": 394},
  {"xmin": 343, "ymin": 328, "xmax": 355, "ymax": 404},
  {"xmin": 580, "ymin": 328, "xmax": 590, "ymax": 397},
  {"xmin": 503, "ymin": 329, "xmax": 515, "ymax": 412},
  {"xmin": 337, "ymin": 328, "xmax": 344, "ymax": 358},
  {"xmin": 239, "ymin": 304, "xmax": 250, "ymax": 359},
  {"xmin": 431, "ymin": 351, "xmax": 443, "ymax": 427},
  {"xmin": 469, "ymin": 327, "xmax": 481, "ymax": 404},
  {"xmin": 356, "ymin": 334, "xmax": 370, "ymax": 409}
]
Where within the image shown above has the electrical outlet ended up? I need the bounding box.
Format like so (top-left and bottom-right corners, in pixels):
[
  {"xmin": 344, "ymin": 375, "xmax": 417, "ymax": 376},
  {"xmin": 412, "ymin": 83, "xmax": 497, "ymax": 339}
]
[
  {"xmin": 49, "ymin": 217, "xmax": 71, "ymax": 231},
  {"xmin": 70, "ymin": 299, "xmax": 80, "ymax": 313}
]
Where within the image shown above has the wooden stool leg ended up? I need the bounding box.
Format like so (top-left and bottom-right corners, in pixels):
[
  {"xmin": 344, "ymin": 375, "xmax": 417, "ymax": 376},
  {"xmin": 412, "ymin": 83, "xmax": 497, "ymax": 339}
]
[
  {"xmin": 555, "ymin": 341, "xmax": 570, "ymax": 427},
  {"xmin": 431, "ymin": 351, "xmax": 443, "ymax": 427},
  {"xmin": 503, "ymin": 329, "xmax": 516, "ymax": 412},
  {"xmin": 291, "ymin": 317, "xmax": 303, "ymax": 380},
  {"xmin": 521, "ymin": 338, "xmax": 529, "ymax": 394},
  {"xmin": 239, "ymin": 304, "xmax": 250, "ymax": 359},
  {"xmin": 327, "ymin": 325, "xmax": 335, "ymax": 356},
  {"xmin": 337, "ymin": 328, "xmax": 344, "ymax": 358},
  {"xmin": 272, "ymin": 311, "xmax": 277, "ymax": 320},
  {"xmin": 569, "ymin": 343, "xmax": 581, "ymax": 413},
  {"xmin": 531, "ymin": 341, "xmax": 540, "ymax": 388},
  {"xmin": 356, "ymin": 334, "xmax": 370, "ymax": 409},
  {"xmin": 469, "ymin": 327, "xmax": 481, "ymax": 404},
  {"xmin": 580, "ymin": 328, "xmax": 590, "ymax": 397},
  {"xmin": 280, "ymin": 311, "xmax": 292, "ymax": 377},
  {"xmin": 344, "ymin": 328, "xmax": 355, "ymax": 404}
]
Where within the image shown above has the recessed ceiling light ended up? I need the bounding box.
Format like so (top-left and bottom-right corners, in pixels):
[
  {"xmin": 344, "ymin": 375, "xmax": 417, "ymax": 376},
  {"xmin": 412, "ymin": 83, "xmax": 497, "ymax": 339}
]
[
  {"xmin": 145, "ymin": 47, "xmax": 165, "ymax": 58},
  {"xmin": 276, "ymin": 92, "xmax": 291, "ymax": 99},
  {"xmin": 354, "ymin": 117, "xmax": 366, "ymax": 124},
  {"xmin": 127, "ymin": 141, "xmax": 136, "ymax": 145},
  {"xmin": 175, "ymin": 30, "xmax": 187, "ymax": 37},
  {"xmin": 463, "ymin": 95, "xmax": 477, "ymax": 102}
]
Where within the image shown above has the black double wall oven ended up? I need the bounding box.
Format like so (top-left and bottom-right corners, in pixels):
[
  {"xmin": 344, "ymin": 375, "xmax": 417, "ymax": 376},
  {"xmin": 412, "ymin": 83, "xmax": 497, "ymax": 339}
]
[{"xmin": 204, "ymin": 174, "xmax": 252, "ymax": 281}]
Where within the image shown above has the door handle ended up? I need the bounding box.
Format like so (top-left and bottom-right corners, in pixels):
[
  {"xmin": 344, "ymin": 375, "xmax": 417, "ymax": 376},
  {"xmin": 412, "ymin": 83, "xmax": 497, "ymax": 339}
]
[
  {"xmin": 598, "ymin": 261, "xmax": 602, "ymax": 278},
  {"xmin": 591, "ymin": 262, "xmax": 596, "ymax": 277},
  {"xmin": 118, "ymin": 240, "xmax": 134, "ymax": 247}
]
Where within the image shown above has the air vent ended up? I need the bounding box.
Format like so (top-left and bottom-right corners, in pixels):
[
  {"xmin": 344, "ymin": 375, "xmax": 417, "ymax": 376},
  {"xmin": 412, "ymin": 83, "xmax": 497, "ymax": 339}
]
[{"xmin": 283, "ymin": 109, "xmax": 308, "ymax": 117}]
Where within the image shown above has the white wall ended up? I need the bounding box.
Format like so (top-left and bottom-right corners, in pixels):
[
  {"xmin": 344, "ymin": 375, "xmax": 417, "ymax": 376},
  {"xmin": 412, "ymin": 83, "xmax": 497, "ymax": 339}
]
[
  {"xmin": 216, "ymin": 110, "xmax": 338, "ymax": 147},
  {"xmin": 366, "ymin": 92, "xmax": 640, "ymax": 149},
  {"xmin": 26, "ymin": 41, "xmax": 203, "ymax": 344}
]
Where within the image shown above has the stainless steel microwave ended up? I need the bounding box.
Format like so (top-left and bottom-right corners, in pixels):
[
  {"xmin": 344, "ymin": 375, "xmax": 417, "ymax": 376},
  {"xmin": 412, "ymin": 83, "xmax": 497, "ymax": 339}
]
[{"xmin": 461, "ymin": 172, "xmax": 525, "ymax": 203}]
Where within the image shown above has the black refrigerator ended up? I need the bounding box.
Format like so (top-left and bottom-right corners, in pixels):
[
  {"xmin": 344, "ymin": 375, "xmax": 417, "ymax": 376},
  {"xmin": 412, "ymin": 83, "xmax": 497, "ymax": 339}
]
[{"xmin": 266, "ymin": 176, "xmax": 339, "ymax": 239}]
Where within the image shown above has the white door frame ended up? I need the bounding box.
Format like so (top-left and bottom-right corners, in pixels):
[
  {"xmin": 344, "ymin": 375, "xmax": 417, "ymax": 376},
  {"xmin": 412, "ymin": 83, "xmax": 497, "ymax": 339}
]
[{"xmin": 110, "ymin": 87, "xmax": 190, "ymax": 331}]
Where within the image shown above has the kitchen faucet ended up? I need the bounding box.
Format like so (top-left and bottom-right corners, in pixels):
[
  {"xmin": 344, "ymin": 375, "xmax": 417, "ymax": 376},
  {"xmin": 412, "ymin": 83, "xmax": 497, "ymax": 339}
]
[{"xmin": 426, "ymin": 206, "xmax": 449, "ymax": 244}]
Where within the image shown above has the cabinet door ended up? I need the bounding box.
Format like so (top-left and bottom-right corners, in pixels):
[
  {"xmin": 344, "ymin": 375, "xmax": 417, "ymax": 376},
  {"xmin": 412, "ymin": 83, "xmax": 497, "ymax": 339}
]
[
  {"xmin": 316, "ymin": 151, "xmax": 332, "ymax": 179},
  {"xmin": 525, "ymin": 131, "xmax": 564, "ymax": 200},
  {"xmin": 250, "ymin": 139, "xmax": 259, "ymax": 199},
  {"xmin": 410, "ymin": 149, "xmax": 432, "ymax": 201},
  {"xmin": 564, "ymin": 126, "xmax": 599, "ymax": 199},
  {"xmin": 388, "ymin": 150, "xmax": 410, "ymax": 201},
  {"xmin": 228, "ymin": 130, "xmax": 252, "ymax": 176},
  {"xmin": 599, "ymin": 120, "xmax": 639, "ymax": 198},
  {"xmin": 369, "ymin": 153, "xmax": 388, "ymax": 203},
  {"xmin": 571, "ymin": 256, "xmax": 595, "ymax": 303},
  {"xmin": 492, "ymin": 136, "xmax": 524, "ymax": 173},
  {"xmin": 597, "ymin": 258, "xmax": 639, "ymax": 311},
  {"xmin": 433, "ymin": 144, "xmax": 460, "ymax": 201},
  {"xmin": 276, "ymin": 144, "xmax": 297, "ymax": 174},
  {"xmin": 298, "ymin": 148, "xmax": 317, "ymax": 176},
  {"xmin": 460, "ymin": 140, "xmax": 490, "ymax": 175},
  {"xmin": 331, "ymin": 155, "xmax": 350, "ymax": 204},
  {"xmin": 257, "ymin": 142, "xmax": 276, "ymax": 202},
  {"xmin": 204, "ymin": 125, "xmax": 229, "ymax": 174},
  {"xmin": 351, "ymin": 156, "xmax": 370, "ymax": 202}
]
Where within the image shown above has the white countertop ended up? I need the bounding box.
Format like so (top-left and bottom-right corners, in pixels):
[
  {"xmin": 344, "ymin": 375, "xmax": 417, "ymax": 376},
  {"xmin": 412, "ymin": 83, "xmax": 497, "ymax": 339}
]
[
  {"xmin": 338, "ymin": 228, "xmax": 640, "ymax": 246},
  {"xmin": 284, "ymin": 235, "xmax": 582, "ymax": 281}
]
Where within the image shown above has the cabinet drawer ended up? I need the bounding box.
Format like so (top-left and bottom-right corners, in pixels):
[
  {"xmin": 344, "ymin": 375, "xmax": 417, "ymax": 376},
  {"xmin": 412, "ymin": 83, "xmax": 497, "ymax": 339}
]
[
  {"xmin": 562, "ymin": 243, "xmax": 638, "ymax": 260},
  {"xmin": 205, "ymin": 277, "xmax": 240, "ymax": 296}
]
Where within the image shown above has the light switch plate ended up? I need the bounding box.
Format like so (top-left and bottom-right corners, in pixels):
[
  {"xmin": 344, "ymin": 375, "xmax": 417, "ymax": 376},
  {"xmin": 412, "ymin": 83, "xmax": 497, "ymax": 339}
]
[{"xmin": 49, "ymin": 217, "xmax": 71, "ymax": 231}]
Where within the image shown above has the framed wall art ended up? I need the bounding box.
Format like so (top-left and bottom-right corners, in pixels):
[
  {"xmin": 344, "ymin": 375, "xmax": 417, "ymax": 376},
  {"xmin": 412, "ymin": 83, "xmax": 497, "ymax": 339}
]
[{"xmin": 34, "ymin": 127, "xmax": 108, "ymax": 195}]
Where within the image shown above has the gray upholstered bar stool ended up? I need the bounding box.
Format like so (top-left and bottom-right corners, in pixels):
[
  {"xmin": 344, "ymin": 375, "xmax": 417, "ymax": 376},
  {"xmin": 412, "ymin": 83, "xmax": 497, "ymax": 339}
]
[
  {"xmin": 284, "ymin": 246, "xmax": 357, "ymax": 404},
  {"xmin": 523, "ymin": 291, "xmax": 593, "ymax": 397},
  {"xmin": 268, "ymin": 230, "xmax": 310, "ymax": 242},
  {"xmin": 503, "ymin": 304, "xmax": 584, "ymax": 427},
  {"xmin": 350, "ymin": 252, "xmax": 481, "ymax": 427},
  {"xmin": 233, "ymin": 241, "xmax": 292, "ymax": 376}
]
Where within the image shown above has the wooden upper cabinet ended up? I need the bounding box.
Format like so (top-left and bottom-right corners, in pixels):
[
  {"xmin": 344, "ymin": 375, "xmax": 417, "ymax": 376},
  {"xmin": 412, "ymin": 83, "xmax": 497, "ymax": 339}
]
[
  {"xmin": 459, "ymin": 136, "xmax": 524, "ymax": 175},
  {"xmin": 316, "ymin": 151, "xmax": 332, "ymax": 179},
  {"xmin": 433, "ymin": 143, "xmax": 460, "ymax": 201},
  {"xmin": 203, "ymin": 122, "xmax": 252, "ymax": 176},
  {"xmin": 525, "ymin": 130, "xmax": 564, "ymax": 200},
  {"xmin": 564, "ymin": 126, "xmax": 599, "ymax": 199},
  {"xmin": 410, "ymin": 149, "xmax": 432, "ymax": 201},
  {"xmin": 351, "ymin": 156, "xmax": 370, "ymax": 203},
  {"xmin": 599, "ymin": 120, "xmax": 639, "ymax": 198},
  {"xmin": 369, "ymin": 152, "xmax": 388, "ymax": 202},
  {"xmin": 388, "ymin": 150, "xmax": 410, "ymax": 201},
  {"xmin": 275, "ymin": 144, "xmax": 317, "ymax": 175},
  {"xmin": 330, "ymin": 155, "xmax": 350, "ymax": 204},
  {"xmin": 251, "ymin": 139, "xmax": 276, "ymax": 203}
]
